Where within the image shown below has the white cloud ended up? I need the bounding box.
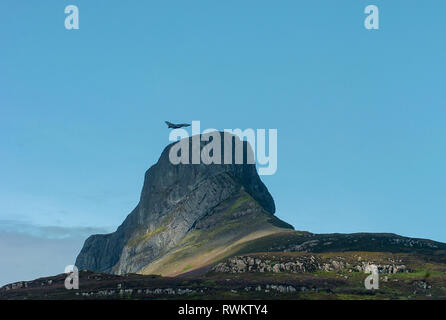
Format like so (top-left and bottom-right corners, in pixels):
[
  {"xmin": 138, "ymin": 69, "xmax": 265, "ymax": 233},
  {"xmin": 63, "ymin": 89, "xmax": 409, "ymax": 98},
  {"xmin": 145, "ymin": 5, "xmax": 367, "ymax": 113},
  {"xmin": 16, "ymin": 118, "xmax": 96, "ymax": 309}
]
[
  {"xmin": 0, "ymin": 221, "xmax": 112, "ymax": 287},
  {"xmin": 0, "ymin": 219, "xmax": 110, "ymax": 239}
]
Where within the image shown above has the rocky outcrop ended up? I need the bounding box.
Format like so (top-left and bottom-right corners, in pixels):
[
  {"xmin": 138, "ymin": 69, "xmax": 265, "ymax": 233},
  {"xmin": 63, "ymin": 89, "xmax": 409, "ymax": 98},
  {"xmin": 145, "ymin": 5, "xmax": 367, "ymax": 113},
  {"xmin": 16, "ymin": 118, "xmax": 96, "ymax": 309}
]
[
  {"xmin": 212, "ymin": 254, "xmax": 410, "ymax": 274},
  {"xmin": 75, "ymin": 132, "xmax": 293, "ymax": 275}
]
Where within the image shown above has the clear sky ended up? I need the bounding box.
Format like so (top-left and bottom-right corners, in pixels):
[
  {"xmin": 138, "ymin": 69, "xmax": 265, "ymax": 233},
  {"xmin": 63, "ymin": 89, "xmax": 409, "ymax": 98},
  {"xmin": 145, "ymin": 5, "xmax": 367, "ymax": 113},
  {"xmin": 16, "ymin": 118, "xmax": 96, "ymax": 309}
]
[{"xmin": 1, "ymin": 1, "xmax": 445, "ymax": 286}]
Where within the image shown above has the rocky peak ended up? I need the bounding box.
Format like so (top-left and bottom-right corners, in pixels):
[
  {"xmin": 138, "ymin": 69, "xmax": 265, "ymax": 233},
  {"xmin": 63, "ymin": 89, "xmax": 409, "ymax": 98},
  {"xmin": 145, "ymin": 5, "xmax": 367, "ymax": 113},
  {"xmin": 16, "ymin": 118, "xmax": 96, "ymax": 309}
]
[{"xmin": 75, "ymin": 133, "xmax": 292, "ymax": 275}]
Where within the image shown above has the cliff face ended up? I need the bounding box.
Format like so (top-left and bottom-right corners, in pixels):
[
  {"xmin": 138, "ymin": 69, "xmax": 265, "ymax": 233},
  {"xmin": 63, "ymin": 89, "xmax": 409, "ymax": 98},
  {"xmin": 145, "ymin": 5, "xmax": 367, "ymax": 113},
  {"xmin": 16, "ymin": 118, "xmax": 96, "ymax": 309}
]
[{"xmin": 75, "ymin": 132, "xmax": 293, "ymax": 275}]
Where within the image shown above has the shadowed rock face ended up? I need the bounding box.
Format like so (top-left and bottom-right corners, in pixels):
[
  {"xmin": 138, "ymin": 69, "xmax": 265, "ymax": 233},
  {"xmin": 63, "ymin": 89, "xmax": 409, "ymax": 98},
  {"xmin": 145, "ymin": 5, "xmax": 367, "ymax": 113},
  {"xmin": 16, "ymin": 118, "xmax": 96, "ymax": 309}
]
[{"xmin": 75, "ymin": 132, "xmax": 291, "ymax": 275}]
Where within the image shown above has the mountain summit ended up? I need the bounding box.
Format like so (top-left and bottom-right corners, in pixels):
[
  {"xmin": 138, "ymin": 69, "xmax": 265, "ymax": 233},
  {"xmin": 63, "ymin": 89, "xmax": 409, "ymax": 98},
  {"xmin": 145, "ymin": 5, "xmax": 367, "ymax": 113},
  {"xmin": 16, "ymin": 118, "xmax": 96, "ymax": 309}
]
[{"xmin": 75, "ymin": 132, "xmax": 293, "ymax": 276}]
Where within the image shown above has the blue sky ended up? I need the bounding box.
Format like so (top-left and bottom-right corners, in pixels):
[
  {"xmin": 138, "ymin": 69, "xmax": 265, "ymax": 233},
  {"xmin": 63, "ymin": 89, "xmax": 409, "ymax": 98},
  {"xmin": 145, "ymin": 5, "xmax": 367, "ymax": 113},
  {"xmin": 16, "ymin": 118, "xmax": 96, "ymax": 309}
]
[{"xmin": 1, "ymin": 1, "xmax": 445, "ymax": 285}]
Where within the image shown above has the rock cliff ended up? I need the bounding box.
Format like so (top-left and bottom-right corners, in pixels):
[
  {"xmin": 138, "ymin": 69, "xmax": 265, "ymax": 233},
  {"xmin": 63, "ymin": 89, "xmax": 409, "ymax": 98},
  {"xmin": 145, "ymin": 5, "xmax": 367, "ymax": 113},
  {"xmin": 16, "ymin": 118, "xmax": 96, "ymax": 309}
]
[{"xmin": 75, "ymin": 132, "xmax": 293, "ymax": 275}]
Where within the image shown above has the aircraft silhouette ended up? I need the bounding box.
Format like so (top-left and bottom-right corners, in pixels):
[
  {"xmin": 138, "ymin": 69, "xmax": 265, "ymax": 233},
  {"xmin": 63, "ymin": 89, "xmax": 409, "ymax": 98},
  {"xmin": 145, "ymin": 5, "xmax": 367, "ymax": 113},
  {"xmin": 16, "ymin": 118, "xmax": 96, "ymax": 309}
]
[{"xmin": 165, "ymin": 121, "xmax": 191, "ymax": 129}]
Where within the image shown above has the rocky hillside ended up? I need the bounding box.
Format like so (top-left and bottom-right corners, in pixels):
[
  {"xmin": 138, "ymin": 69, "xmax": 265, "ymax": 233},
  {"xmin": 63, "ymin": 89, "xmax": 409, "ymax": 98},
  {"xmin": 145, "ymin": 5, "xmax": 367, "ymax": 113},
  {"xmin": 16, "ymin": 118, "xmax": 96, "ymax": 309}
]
[
  {"xmin": 227, "ymin": 230, "xmax": 446, "ymax": 256},
  {"xmin": 212, "ymin": 253, "xmax": 411, "ymax": 274},
  {"xmin": 75, "ymin": 132, "xmax": 293, "ymax": 276},
  {"xmin": 4, "ymin": 133, "xmax": 446, "ymax": 300},
  {"xmin": 3, "ymin": 250, "xmax": 446, "ymax": 300}
]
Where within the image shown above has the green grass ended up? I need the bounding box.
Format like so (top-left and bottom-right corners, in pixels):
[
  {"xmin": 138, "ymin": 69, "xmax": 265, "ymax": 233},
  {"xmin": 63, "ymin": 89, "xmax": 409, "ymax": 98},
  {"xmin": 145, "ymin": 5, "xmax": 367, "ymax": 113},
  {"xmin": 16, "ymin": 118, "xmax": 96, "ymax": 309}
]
[
  {"xmin": 227, "ymin": 193, "xmax": 252, "ymax": 215},
  {"xmin": 182, "ymin": 265, "xmax": 193, "ymax": 272},
  {"xmin": 390, "ymin": 269, "xmax": 443, "ymax": 279},
  {"xmin": 126, "ymin": 214, "xmax": 175, "ymax": 248}
]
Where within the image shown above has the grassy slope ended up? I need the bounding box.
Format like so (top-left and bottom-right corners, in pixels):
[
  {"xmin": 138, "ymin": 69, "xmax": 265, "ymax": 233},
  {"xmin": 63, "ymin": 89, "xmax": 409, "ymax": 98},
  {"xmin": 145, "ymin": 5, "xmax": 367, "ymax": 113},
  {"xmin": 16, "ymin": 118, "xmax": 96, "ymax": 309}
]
[{"xmin": 138, "ymin": 191, "xmax": 292, "ymax": 276}]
